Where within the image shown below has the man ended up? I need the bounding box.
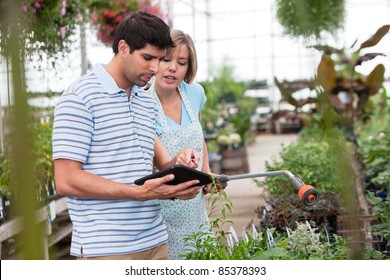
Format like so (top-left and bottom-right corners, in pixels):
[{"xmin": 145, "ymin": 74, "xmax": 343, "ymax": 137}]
[{"xmin": 52, "ymin": 12, "xmax": 201, "ymax": 260}]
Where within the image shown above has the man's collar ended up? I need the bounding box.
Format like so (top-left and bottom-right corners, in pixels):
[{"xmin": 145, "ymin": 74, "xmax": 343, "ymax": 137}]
[
  {"xmin": 93, "ymin": 63, "xmax": 147, "ymax": 97},
  {"xmin": 93, "ymin": 64, "xmax": 125, "ymax": 95}
]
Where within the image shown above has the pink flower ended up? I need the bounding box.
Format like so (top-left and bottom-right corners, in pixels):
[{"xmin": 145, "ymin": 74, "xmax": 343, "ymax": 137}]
[
  {"xmin": 61, "ymin": 0, "xmax": 67, "ymax": 16},
  {"xmin": 60, "ymin": 26, "xmax": 67, "ymax": 39},
  {"xmin": 34, "ymin": 2, "xmax": 41, "ymax": 8},
  {"xmin": 23, "ymin": 4, "xmax": 27, "ymax": 13}
]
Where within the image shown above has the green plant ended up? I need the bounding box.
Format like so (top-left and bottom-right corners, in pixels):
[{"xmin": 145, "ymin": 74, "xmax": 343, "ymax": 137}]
[
  {"xmin": 182, "ymin": 174, "xmax": 350, "ymax": 260},
  {"xmin": 315, "ymin": 25, "xmax": 389, "ymax": 126},
  {"xmin": 274, "ymin": 25, "xmax": 389, "ymax": 130},
  {"xmin": 207, "ymin": 181, "xmax": 234, "ymax": 240},
  {"xmin": 199, "ymin": 80, "xmax": 220, "ymax": 134},
  {"xmin": 366, "ymin": 192, "xmax": 390, "ymax": 253},
  {"xmin": 285, "ymin": 221, "xmax": 349, "ymax": 260},
  {"xmin": 257, "ymin": 192, "xmax": 342, "ymax": 232},
  {"xmin": 183, "ymin": 220, "xmax": 350, "ymax": 260},
  {"xmin": 366, "ymin": 192, "xmax": 390, "ymax": 236},
  {"xmin": 356, "ymin": 97, "xmax": 390, "ymax": 192},
  {"xmin": 0, "ymin": 150, "xmax": 12, "ymax": 199},
  {"xmin": 31, "ymin": 111, "xmax": 55, "ymax": 203},
  {"xmin": 0, "ymin": 0, "xmax": 86, "ymax": 60},
  {"xmin": 229, "ymin": 97, "xmax": 258, "ymax": 143},
  {"xmin": 262, "ymin": 125, "xmax": 351, "ymax": 195},
  {"xmin": 200, "ymin": 63, "xmax": 255, "ymax": 145},
  {"xmin": 207, "ymin": 62, "xmax": 248, "ymax": 104},
  {"xmin": 0, "ymin": 143, "xmax": 15, "ymax": 201},
  {"xmin": 182, "ymin": 180, "xmax": 233, "ymax": 259},
  {"xmin": 0, "ymin": 109, "xmax": 55, "ymax": 206},
  {"xmin": 276, "ymin": 0, "xmax": 345, "ymax": 41},
  {"xmin": 355, "ymin": 99, "xmax": 390, "ymax": 257},
  {"xmin": 182, "ymin": 162, "xmax": 380, "ymax": 259}
]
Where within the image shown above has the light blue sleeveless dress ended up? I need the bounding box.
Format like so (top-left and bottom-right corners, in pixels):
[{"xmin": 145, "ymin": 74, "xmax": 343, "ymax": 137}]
[{"xmin": 151, "ymin": 82, "xmax": 210, "ymax": 259}]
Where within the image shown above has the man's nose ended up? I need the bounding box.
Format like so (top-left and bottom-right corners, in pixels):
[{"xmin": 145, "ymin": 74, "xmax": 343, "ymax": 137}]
[{"xmin": 150, "ymin": 60, "xmax": 160, "ymax": 73}]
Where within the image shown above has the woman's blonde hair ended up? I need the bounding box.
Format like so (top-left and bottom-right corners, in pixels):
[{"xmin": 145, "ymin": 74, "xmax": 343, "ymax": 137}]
[{"xmin": 168, "ymin": 30, "xmax": 198, "ymax": 83}]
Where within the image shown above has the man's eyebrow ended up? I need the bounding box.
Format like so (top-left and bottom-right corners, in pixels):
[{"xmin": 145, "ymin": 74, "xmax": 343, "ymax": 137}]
[{"xmin": 141, "ymin": 52, "xmax": 160, "ymax": 59}]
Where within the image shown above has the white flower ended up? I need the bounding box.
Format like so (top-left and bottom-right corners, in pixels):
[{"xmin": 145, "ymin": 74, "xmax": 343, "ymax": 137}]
[
  {"xmin": 378, "ymin": 132, "xmax": 385, "ymax": 140},
  {"xmin": 229, "ymin": 133, "xmax": 241, "ymax": 144},
  {"xmin": 217, "ymin": 135, "xmax": 229, "ymax": 145}
]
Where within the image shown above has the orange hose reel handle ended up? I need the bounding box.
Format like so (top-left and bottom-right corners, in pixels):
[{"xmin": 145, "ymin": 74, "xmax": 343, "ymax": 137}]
[{"xmin": 298, "ymin": 185, "xmax": 317, "ymax": 204}]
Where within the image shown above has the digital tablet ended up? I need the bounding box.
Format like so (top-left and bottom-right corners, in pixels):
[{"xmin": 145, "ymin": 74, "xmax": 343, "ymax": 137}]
[{"xmin": 134, "ymin": 165, "xmax": 213, "ymax": 186}]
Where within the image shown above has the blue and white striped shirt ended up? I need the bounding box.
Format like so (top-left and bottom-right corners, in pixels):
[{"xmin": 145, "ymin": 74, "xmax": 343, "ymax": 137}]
[{"xmin": 52, "ymin": 64, "xmax": 167, "ymax": 257}]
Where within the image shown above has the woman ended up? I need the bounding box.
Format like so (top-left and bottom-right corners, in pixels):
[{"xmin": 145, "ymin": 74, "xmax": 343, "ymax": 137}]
[{"xmin": 149, "ymin": 30, "xmax": 212, "ymax": 259}]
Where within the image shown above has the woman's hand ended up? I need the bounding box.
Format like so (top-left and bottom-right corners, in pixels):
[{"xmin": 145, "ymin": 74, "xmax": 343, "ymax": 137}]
[
  {"xmin": 175, "ymin": 148, "xmax": 200, "ymax": 169},
  {"xmin": 203, "ymin": 172, "xmax": 223, "ymax": 195}
]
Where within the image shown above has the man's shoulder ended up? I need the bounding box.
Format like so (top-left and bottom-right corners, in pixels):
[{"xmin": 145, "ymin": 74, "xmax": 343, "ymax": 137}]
[{"xmin": 63, "ymin": 72, "xmax": 102, "ymax": 97}]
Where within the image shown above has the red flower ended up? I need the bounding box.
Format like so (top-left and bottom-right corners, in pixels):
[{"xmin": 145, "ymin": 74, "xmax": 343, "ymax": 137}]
[{"xmin": 92, "ymin": 0, "xmax": 165, "ymax": 45}]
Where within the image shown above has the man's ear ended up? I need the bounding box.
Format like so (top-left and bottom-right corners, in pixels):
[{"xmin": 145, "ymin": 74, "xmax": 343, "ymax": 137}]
[{"xmin": 118, "ymin": 40, "xmax": 129, "ymax": 55}]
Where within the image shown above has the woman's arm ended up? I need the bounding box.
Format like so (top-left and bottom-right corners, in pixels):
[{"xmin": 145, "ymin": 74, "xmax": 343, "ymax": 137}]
[{"xmin": 153, "ymin": 136, "xmax": 199, "ymax": 170}]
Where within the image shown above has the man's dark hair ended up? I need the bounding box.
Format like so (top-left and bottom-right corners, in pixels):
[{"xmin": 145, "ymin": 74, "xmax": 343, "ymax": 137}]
[{"xmin": 112, "ymin": 11, "xmax": 174, "ymax": 54}]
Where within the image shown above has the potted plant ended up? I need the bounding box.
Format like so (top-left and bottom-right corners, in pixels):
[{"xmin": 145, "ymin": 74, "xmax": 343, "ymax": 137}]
[
  {"xmin": 315, "ymin": 24, "xmax": 390, "ymax": 128},
  {"xmin": 273, "ymin": 25, "xmax": 389, "ymax": 137}
]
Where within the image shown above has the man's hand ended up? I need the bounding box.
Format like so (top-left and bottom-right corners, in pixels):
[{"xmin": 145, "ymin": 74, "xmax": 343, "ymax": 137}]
[
  {"xmin": 140, "ymin": 174, "xmax": 201, "ymax": 201},
  {"xmin": 175, "ymin": 148, "xmax": 200, "ymax": 169}
]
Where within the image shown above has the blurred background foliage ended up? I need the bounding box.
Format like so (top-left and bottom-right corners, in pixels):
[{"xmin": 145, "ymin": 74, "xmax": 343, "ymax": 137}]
[
  {"xmin": 0, "ymin": 0, "xmax": 163, "ymax": 61},
  {"xmin": 276, "ymin": 0, "xmax": 346, "ymax": 42}
]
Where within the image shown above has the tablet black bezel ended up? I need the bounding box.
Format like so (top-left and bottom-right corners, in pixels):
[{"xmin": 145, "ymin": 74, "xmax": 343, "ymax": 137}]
[{"xmin": 134, "ymin": 165, "xmax": 213, "ymax": 186}]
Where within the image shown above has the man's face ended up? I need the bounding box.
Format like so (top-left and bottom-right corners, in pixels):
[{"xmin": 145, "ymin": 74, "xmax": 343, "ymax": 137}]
[{"xmin": 123, "ymin": 43, "xmax": 166, "ymax": 87}]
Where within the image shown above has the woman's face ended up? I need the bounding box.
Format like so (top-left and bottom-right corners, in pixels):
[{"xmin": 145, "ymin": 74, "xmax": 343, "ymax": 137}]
[{"xmin": 155, "ymin": 43, "xmax": 189, "ymax": 90}]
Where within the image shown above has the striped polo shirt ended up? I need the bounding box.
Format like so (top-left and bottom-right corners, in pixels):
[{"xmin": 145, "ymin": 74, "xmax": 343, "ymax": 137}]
[{"xmin": 52, "ymin": 64, "xmax": 168, "ymax": 257}]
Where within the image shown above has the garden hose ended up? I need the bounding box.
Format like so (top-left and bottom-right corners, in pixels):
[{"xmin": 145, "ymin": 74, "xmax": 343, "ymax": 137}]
[{"xmin": 217, "ymin": 170, "xmax": 319, "ymax": 206}]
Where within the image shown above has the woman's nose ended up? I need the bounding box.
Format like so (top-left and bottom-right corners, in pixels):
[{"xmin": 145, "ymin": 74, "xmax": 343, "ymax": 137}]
[{"xmin": 168, "ymin": 62, "xmax": 176, "ymax": 72}]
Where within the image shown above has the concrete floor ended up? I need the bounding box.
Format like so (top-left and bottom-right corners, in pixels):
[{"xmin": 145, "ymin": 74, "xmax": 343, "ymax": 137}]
[{"xmin": 206, "ymin": 133, "xmax": 299, "ymax": 238}]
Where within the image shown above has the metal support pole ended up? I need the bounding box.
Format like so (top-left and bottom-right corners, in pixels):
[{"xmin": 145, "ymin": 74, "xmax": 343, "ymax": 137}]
[{"xmin": 80, "ymin": 22, "xmax": 88, "ymax": 75}]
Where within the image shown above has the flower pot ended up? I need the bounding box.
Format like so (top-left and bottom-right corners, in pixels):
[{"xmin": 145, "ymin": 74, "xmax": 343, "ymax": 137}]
[{"xmin": 220, "ymin": 147, "xmax": 249, "ymax": 175}]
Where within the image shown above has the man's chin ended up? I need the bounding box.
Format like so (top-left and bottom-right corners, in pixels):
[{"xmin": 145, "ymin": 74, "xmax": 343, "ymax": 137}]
[
  {"xmin": 134, "ymin": 80, "xmax": 148, "ymax": 88},
  {"xmin": 136, "ymin": 76, "xmax": 153, "ymax": 88}
]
